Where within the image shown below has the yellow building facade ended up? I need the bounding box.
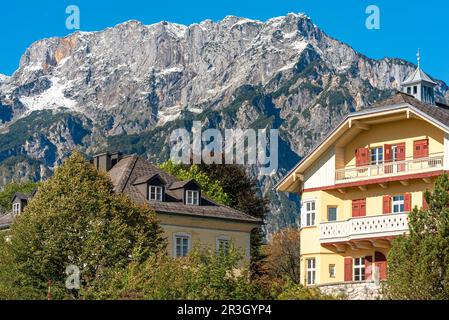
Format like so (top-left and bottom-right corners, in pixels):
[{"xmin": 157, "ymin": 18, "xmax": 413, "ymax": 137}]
[
  {"xmin": 158, "ymin": 214, "xmax": 253, "ymax": 260},
  {"xmin": 103, "ymin": 153, "xmax": 261, "ymax": 261},
  {"xmin": 277, "ymin": 85, "xmax": 449, "ymax": 288}
]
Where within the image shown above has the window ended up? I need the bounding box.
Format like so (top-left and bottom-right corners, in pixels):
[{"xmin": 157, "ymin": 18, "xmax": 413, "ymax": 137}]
[
  {"xmin": 327, "ymin": 207, "xmax": 337, "ymax": 222},
  {"xmin": 216, "ymin": 237, "xmax": 231, "ymax": 255},
  {"xmin": 306, "ymin": 258, "xmax": 316, "ymax": 285},
  {"xmin": 174, "ymin": 234, "xmax": 190, "ymax": 257},
  {"xmin": 413, "ymin": 86, "xmax": 418, "ymax": 94},
  {"xmin": 186, "ymin": 190, "xmax": 199, "ymax": 205},
  {"xmin": 303, "ymin": 201, "xmax": 316, "ymax": 227},
  {"xmin": 329, "ymin": 264, "xmax": 336, "ymax": 278},
  {"xmin": 354, "ymin": 257, "xmax": 365, "ymax": 281},
  {"xmin": 370, "ymin": 147, "xmax": 383, "ymax": 165},
  {"xmin": 149, "ymin": 185, "xmax": 163, "ymax": 201},
  {"xmin": 407, "ymin": 87, "xmax": 411, "ymax": 94},
  {"xmin": 392, "ymin": 195, "xmax": 404, "ymax": 213},
  {"xmin": 12, "ymin": 203, "xmax": 21, "ymax": 215}
]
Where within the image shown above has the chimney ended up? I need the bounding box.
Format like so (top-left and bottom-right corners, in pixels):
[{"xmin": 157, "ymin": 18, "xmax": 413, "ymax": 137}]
[{"xmin": 91, "ymin": 152, "xmax": 123, "ymax": 172}]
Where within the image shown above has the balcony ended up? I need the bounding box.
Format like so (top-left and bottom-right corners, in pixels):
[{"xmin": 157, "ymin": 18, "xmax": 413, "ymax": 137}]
[
  {"xmin": 335, "ymin": 154, "xmax": 444, "ymax": 183},
  {"xmin": 320, "ymin": 213, "xmax": 409, "ymax": 248}
]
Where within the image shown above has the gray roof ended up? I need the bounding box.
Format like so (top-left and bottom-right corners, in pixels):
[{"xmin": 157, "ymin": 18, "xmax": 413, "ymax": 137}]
[
  {"xmin": 132, "ymin": 173, "xmax": 164, "ymax": 185},
  {"xmin": 12, "ymin": 192, "xmax": 32, "ymax": 202},
  {"xmin": 369, "ymin": 92, "xmax": 449, "ymax": 127},
  {"xmin": 107, "ymin": 155, "xmax": 261, "ymax": 224},
  {"xmin": 402, "ymin": 67, "xmax": 437, "ymax": 86},
  {"xmin": 168, "ymin": 179, "xmax": 197, "ymax": 190},
  {"xmin": 0, "ymin": 213, "xmax": 13, "ymax": 230}
]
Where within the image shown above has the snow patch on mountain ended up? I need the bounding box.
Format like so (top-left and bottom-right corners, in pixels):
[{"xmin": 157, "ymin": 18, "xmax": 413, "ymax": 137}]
[
  {"xmin": 0, "ymin": 74, "xmax": 9, "ymax": 82},
  {"xmin": 157, "ymin": 105, "xmax": 183, "ymax": 125},
  {"xmin": 19, "ymin": 77, "xmax": 77, "ymax": 113}
]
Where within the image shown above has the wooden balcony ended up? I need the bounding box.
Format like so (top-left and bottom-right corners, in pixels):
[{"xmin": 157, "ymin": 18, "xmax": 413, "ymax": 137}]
[
  {"xmin": 335, "ymin": 154, "xmax": 444, "ymax": 183},
  {"xmin": 320, "ymin": 213, "xmax": 409, "ymax": 251}
]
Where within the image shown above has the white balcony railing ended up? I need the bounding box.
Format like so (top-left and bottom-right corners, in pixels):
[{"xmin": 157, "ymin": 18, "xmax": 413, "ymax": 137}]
[
  {"xmin": 320, "ymin": 213, "xmax": 409, "ymax": 243},
  {"xmin": 335, "ymin": 154, "xmax": 444, "ymax": 183}
]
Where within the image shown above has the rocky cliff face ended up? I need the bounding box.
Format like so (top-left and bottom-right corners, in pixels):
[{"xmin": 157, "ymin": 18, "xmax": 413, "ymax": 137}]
[{"xmin": 0, "ymin": 13, "xmax": 448, "ymax": 233}]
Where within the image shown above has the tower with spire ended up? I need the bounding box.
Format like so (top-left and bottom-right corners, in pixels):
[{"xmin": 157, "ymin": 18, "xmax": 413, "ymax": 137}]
[{"xmin": 401, "ymin": 49, "xmax": 437, "ymax": 105}]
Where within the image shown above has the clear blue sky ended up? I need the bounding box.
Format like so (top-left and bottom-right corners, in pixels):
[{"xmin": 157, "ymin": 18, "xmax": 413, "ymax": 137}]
[{"xmin": 1, "ymin": 0, "xmax": 448, "ymax": 83}]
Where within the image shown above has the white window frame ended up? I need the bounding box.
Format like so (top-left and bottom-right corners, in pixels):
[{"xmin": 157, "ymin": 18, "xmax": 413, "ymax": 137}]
[
  {"xmin": 149, "ymin": 185, "xmax": 163, "ymax": 201},
  {"xmin": 392, "ymin": 195, "xmax": 404, "ymax": 213},
  {"xmin": 329, "ymin": 264, "xmax": 336, "ymax": 278},
  {"xmin": 370, "ymin": 147, "xmax": 383, "ymax": 165},
  {"xmin": 173, "ymin": 233, "xmax": 191, "ymax": 257},
  {"xmin": 327, "ymin": 206, "xmax": 338, "ymax": 222},
  {"xmin": 186, "ymin": 190, "xmax": 199, "ymax": 206},
  {"xmin": 306, "ymin": 258, "xmax": 316, "ymax": 285},
  {"xmin": 353, "ymin": 257, "xmax": 365, "ymax": 282},
  {"xmin": 216, "ymin": 236, "xmax": 231, "ymax": 255},
  {"xmin": 12, "ymin": 203, "xmax": 21, "ymax": 215},
  {"xmin": 302, "ymin": 200, "xmax": 316, "ymax": 227}
]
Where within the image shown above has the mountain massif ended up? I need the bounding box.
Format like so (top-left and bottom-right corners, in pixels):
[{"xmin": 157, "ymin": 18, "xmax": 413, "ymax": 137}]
[{"xmin": 0, "ymin": 13, "xmax": 448, "ymax": 233}]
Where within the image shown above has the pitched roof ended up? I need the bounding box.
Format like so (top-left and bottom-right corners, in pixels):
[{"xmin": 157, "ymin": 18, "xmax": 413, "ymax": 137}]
[
  {"xmin": 275, "ymin": 92, "xmax": 449, "ymax": 191},
  {"xmin": 402, "ymin": 67, "xmax": 437, "ymax": 86},
  {"xmin": 364, "ymin": 92, "xmax": 449, "ymax": 128},
  {"xmin": 107, "ymin": 155, "xmax": 261, "ymax": 224},
  {"xmin": 12, "ymin": 192, "xmax": 32, "ymax": 202},
  {"xmin": 132, "ymin": 173, "xmax": 165, "ymax": 185},
  {"xmin": 168, "ymin": 179, "xmax": 197, "ymax": 190}
]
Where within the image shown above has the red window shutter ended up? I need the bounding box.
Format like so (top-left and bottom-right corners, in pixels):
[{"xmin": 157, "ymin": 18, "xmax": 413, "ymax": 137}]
[
  {"xmin": 379, "ymin": 262, "xmax": 387, "ymax": 280},
  {"xmin": 359, "ymin": 199, "xmax": 366, "ymax": 217},
  {"xmin": 414, "ymin": 139, "xmax": 429, "ymax": 159},
  {"xmin": 344, "ymin": 258, "xmax": 353, "ymax": 282},
  {"xmin": 356, "ymin": 148, "xmax": 369, "ymax": 167},
  {"xmin": 414, "ymin": 142, "xmax": 421, "ymax": 158},
  {"xmin": 361, "ymin": 148, "xmax": 370, "ymax": 166},
  {"xmin": 422, "ymin": 139, "xmax": 429, "ymax": 158},
  {"xmin": 404, "ymin": 193, "xmax": 412, "ymax": 212},
  {"xmin": 422, "ymin": 193, "xmax": 428, "ymax": 210},
  {"xmin": 352, "ymin": 200, "xmax": 360, "ymax": 217},
  {"xmin": 365, "ymin": 256, "xmax": 373, "ymax": 281},
  {"xmin": 384, "ymin": 144, "xmax": 393, "ymax": 174},
  {"xmin": 382, "ymin": 195, "xmax": 391, "ymax": 214},
  {"xmin": 396, "ymin": 143, "xmax": 406, "ymax": 161},
  {"xmin": 384, "ymin": 144, "xmax": 392, "ymax": 162}
]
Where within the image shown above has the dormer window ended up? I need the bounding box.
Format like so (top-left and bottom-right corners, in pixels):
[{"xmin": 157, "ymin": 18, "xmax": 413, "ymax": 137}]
[
  {"xmin": 12, "ymin": 203, "xmax": 21, "ymax": 215},
  {"xmin": 186, "ymin": 190, "xmax": 199, "ymax": 205},
  {"xmin": 149, "ymin": 185, "xmax": 163, "ymax": 201}
]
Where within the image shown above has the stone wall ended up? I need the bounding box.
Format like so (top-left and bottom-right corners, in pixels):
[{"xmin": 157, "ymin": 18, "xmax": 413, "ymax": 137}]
[{"xmin": 317, "ymin": 281, "xmax": 382, "ymax": 300}]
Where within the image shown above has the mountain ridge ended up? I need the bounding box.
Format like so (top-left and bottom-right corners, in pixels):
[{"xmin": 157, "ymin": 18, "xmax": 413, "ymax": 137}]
[{"xmin": 0, "ymin": 13, "xmax": 448, "ymax": 233}]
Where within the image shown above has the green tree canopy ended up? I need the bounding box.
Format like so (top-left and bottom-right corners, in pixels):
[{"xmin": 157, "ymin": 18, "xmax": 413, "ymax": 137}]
[
  {"xmin": 385, "ymin": 174, "xmax": 449, "ymax": 300},
  {"xmin": 159, "ymin": 160, "xmax": 231, "ymax": 205},
  {"xmin": 82, "ymin": 246, "xmax": 260, "ymax": 300},
  {"xmin": 0, "ymin": 151, "xmax": 165, "ymax": 299}
]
